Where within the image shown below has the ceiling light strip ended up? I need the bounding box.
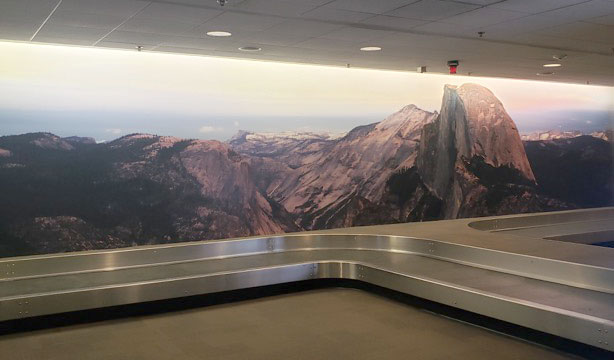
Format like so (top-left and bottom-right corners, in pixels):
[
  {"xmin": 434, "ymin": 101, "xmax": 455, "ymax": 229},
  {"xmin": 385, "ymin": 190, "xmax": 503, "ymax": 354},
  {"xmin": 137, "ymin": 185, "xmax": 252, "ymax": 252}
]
[{"xmin": 30, "ymin": 0, "xmax": 63, "ymax": 41}]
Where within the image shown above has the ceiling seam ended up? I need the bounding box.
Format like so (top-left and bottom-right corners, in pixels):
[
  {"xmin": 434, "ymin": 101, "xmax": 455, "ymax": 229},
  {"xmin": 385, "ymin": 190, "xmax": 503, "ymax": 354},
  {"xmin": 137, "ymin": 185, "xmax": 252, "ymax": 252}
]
[
  {"xmin": 30, "ymin": 0, "xmax": 63, "ymax": 41},
  {"xmin": 91, "ymin": 2, "xmax": 154, "ymax": 46}
]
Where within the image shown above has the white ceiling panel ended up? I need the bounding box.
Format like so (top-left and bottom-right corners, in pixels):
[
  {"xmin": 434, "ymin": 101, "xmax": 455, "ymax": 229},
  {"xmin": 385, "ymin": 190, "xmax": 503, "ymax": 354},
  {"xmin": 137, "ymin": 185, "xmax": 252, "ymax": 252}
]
[
  {"xmin": 490, "ymin": 0, "xmax": 588, "ymax": 14},
  {"xmin": 478, "ymin": 14, "xmax": 574, "ymax": 38},
  {"xmin": 0, "ymin": 0, "xmax": 61, "ymax": 23},
  {"xmin": 245, "ymin": 31, "xmax": 313, "ymax": 46},
  {"xmin": 301, "ymin": 7, "xmax": 374, "ymax": 23},
  {"xmin": 320, "ymin": 27, "xmax": 396, "ymax": 42},
  {"xmin": 157, "ymin": 36, "xmax": 225, "ymax": 50},
  {"xmin": 1, "ymin": 0, "xmax": 613, "ymax": 85},
  {"xmin": 441, "ymin": 7, "xmax": 528, "ymax": 28},
  {"xmin": 539, "ymin": 21, "xmax": 614, "ymax": 44},
  {"xmin": 266, "ymin": 0, "xmax": 332, "ymax": 7},
  {"xmin": 197, "ymin": 12, "xmax": 286, "ymax": 32},
  {"xmin": 157, "ymin": 0, "xmax": 245, "ymax": 6},
  {"xmin": 46, "ymin": 9, "xmax": 126, "ymax": 29},
  {"xmin": 58, "ymin": 0, "xmax": 149, "ymax": 17},
  {"xmin": 0, "ymin": 23, "xmax": 41, "ymax": 41},
  {"xmin": 386, "ymin": 0, "xmax": 480, "ymax": 21},
  {"xmin": 294, "ymin": 37, "xmax": 361, "ymax": 51},
  {"xmin": 32, "ymin": 36, "xmax": 94, "ymax": 46},
  {"xmin": 118, "ymin": 18, "xmax": 199, "ymax": 36},
  {"xmin": 459, "ymin": 0, "xmax": 505, "ymax": 4},
  {"xmin": 539, "ymin": 0, "xmax": 614, "ymax": 23},
  {"xmin": 135, "ymin": 3, "xmax": 222, "ymax": 24},
  {"xmin": 585, "ymin": 13, "xmax": 614, "ymax": 25},
  {"xmin": 509, "ymin": 33, "xmax": 614, "ymax": 54},
  {"xmin": 258, "ymin": 19, "xmax": 343, "ymax": 38},
  {"xmin": 359, "ymin": 15, "xmax": 427, "ymax": 30},
  {"xmin": 96, "ymin": 41, "xmax": 155, "ymax": 50},
  {"xmin": 103, "ymin": 30, "xmax": 184, "ymax": 46},
  {"xmin": 232, "ymin": 0, "xmax": 321, "ymax": 17},
  {"xmin": 323, "ymin": 0, "xmax": 418, "ymax": 15},
  {"xmin": 411, "ymin": 21, "xmax": 476, "ymax": 37},
  {"xmin": 34, "ymin": 23, "xmax": 109, "ymax": 41},
  {"xmin": 153, "ymin": 45, "xmax": 224, "ymax": 56}
]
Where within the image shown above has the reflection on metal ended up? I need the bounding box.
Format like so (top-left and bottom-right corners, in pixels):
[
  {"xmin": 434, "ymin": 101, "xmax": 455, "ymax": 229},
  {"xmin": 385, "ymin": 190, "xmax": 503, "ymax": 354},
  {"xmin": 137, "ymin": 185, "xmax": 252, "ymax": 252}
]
[{"xmin": 1, "ymin": 209, "xmax": 613, "ymax": 351}]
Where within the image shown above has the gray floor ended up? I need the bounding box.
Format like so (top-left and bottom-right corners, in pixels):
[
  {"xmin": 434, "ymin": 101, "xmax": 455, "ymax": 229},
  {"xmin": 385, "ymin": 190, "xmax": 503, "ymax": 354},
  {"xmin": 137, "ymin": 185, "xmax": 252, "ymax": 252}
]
[{"xmin": 0, "ymin": 289, "xmax": 575, "ymax": 360}]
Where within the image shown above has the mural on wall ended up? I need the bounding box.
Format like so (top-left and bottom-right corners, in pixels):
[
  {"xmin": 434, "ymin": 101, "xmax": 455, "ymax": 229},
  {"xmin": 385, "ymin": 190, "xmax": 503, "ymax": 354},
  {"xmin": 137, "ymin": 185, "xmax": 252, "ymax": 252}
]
[{"xmin": 0, "ymin": 42, "xmax": 613, "ymax": 257}]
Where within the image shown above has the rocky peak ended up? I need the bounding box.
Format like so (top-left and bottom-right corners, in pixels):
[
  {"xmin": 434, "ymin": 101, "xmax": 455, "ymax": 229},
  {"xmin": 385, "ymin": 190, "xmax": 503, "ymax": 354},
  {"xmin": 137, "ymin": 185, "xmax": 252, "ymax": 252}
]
[
  {"xmin": 63, "ymin": 136, "xmax": 96, "ymax": 145},
  {"xmin": 29, "ymin": 132, "xmax": 75, "ymax": 151},
  {"xmin": 113, "ymin": 133, "xmax": 158, "ymax": 144},
  {"xmin": 375, "ymin": 104, "xmax": 436, "ymax": 136},
  {"xmin": 417, "ymin": 83, "xmax": 536, "ymax": 218},
  {"xmin": 228, "ymin": 130, "xmax": 249, "ymax": 143}
]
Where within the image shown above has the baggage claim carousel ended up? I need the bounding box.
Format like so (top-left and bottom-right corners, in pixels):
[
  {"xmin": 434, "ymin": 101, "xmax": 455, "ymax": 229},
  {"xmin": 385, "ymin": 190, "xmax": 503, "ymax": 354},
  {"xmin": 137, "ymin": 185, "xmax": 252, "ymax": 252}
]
[{"xmin": 1, "ymin": 208, "xmax": 613, "ymax": 359}]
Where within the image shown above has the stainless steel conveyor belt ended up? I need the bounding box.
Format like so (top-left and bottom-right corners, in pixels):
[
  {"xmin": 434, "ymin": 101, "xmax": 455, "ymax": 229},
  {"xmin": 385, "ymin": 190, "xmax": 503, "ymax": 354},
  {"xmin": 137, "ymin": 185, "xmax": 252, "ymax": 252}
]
[{"xmin": 1, "ymin": 209, "xmax": 613, "ymax": 352}]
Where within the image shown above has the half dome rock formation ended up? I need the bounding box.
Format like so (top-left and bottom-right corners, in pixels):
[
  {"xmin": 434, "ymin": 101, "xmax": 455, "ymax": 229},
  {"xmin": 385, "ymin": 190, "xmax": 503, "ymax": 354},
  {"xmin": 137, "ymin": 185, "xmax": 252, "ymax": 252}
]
[
  {"xmin": 416, "ymin": 84, "xmax": 543, "ymax": 218},
  {"xmin": 456, "ymin": 83, "xmax": 534, "ymax": 181}
]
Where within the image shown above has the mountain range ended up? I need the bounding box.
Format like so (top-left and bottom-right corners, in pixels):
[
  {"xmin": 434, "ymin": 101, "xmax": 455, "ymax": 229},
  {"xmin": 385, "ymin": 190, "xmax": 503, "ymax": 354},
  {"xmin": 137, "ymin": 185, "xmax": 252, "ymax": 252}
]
[
  {"xmin": 520, "ymin": 129, "xmax": 612, "ymax": 141},
  {"xmin": 1, "ymin": 83, "xmax": 612, "ymax": 257}
]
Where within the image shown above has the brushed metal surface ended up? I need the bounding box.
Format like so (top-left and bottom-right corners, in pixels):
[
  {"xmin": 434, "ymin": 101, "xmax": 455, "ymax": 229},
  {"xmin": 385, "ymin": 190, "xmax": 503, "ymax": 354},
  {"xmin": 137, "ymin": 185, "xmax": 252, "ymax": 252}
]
[
  {"xmin": 1, "ymin": 209, "xmax": 613, "ymax": 351},
  {"xmin": 2, "ymin": 235, "xmax": 612, "ymax": 293}
]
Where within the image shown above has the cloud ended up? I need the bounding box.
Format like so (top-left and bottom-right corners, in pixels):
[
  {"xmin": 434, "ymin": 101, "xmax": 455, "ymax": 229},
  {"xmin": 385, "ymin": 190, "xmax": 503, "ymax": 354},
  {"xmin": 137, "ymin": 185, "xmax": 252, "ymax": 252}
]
[
  {"xmin": 233, "ymin": 121, "xmax": 239, "ymax": 127},
  {"xmin": 199, "ymin": 126, "xmax": 223, "ymax": 133},
  {"xmin": 105, "ymin": 128, "xmax": 122, "ymax": 134}
]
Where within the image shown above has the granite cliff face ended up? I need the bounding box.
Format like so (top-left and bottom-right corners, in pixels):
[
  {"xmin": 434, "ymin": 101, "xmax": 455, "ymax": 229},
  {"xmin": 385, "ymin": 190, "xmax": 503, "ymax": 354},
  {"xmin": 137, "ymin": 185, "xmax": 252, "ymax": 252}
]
[
  {"xmin": 267, "ymin": 104, "xmax": 438, "ymax": 229},
  {"xmin": 520, "ymin": 129, "xmax": 613, "ymax": 142},
  {"xmin": 228, "ymin": 131, "xmax": 341, "ymax": 169},
  {"xmin": 0, "ymin": 133, "xmax": 298, "ymax": 256},
  {"xmin": 416, "ymin": 84, "xmax": 537, "ymax": 218}
]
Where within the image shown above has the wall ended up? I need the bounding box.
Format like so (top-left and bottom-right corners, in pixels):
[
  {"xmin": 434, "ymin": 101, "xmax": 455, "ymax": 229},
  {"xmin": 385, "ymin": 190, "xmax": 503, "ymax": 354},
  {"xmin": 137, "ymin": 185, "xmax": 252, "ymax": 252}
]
[{"xmin": 0, "ymin": 41, "xmax": 613, "ymax": 257}]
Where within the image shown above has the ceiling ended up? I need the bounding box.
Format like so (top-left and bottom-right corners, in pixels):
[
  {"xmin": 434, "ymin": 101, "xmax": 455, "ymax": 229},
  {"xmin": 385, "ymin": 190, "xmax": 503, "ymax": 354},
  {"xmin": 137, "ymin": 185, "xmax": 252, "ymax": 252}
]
[{"xmin": 1, "ymin": 0, "xmax": 614, "ymax": 85}]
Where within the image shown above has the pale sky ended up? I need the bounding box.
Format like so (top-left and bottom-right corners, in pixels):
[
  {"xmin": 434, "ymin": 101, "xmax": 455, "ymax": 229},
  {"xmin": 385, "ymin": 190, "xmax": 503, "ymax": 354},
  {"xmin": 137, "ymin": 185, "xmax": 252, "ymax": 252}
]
[{"xmin": 0, "ymin": 41, "xmax": 612, "ymax": 141}]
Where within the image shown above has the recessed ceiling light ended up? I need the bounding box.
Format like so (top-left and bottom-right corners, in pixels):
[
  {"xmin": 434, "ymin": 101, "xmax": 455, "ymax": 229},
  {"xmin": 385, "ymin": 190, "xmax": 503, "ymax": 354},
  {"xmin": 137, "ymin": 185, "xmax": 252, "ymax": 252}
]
[
  {"xmin": 543, "ymin": 63, "xmax": 562, "ymax": 68},
  {"xmin": 206, "ymin": 31, "xmax": 232, "ymax": 37},
  {"xmin": 360, "ymin": 46, "xmax": 381, "ymax": 51},
  {"xmin": 238, "ymin": 46, "xmax": 261, "ymax": 52}
]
